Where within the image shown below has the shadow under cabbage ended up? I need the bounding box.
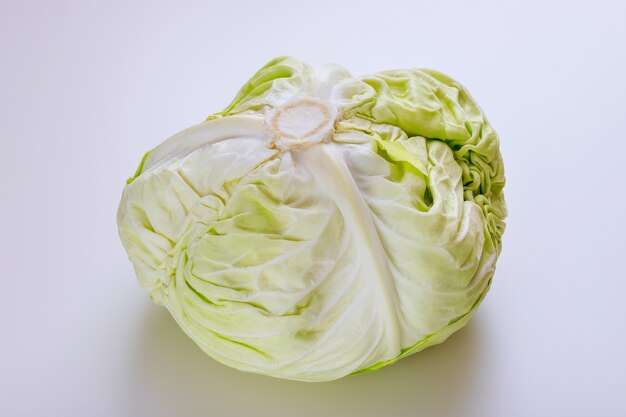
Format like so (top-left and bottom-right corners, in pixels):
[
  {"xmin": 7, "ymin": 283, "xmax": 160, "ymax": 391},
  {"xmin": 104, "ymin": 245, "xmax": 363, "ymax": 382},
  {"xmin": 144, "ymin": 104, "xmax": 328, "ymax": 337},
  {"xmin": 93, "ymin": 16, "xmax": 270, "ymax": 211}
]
[{"xmin": 125, "ymin": 304, "xmax": 485, "ymax": 417}]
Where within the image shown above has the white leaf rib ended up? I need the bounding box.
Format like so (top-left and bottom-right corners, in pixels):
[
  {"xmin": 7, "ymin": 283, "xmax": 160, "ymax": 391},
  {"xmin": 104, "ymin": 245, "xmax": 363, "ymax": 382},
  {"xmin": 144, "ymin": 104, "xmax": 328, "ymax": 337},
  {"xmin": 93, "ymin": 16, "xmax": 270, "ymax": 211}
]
[{"xmin": 293, "ymin": 143, "xmax": 403, "ymax": 359}]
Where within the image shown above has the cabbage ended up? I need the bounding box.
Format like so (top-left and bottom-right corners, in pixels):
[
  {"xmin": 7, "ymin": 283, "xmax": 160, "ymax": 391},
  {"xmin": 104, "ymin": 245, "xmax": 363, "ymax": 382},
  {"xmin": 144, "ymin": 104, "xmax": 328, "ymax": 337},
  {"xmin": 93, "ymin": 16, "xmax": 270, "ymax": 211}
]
[{"xmin": 117, "ymin": 57, "xmax": 506, "ymax": 381}]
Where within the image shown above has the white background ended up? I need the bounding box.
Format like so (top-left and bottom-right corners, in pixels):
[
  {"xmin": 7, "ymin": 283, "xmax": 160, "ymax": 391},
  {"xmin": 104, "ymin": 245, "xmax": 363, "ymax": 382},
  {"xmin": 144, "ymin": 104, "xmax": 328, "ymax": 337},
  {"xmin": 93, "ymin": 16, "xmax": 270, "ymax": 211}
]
[{"xmin": 1, "ymin": 1, "xmax": 625, "ymax": 416}]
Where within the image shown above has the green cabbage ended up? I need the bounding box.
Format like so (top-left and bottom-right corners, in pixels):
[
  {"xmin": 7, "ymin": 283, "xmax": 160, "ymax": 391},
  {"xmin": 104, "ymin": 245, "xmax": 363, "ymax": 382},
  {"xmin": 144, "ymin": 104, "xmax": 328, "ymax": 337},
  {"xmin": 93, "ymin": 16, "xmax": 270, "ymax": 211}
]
[{"xmin": 117, "ymin": 57, "xmax": 506, "ymax": 381}]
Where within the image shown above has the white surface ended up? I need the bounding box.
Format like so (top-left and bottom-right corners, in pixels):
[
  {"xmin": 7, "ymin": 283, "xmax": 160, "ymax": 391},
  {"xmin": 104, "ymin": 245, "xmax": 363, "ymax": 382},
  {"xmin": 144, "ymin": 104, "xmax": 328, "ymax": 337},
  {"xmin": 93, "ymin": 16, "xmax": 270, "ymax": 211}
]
[{"xmin": 1, "ymin": 0, "xmax": 625, "ymax": 416}]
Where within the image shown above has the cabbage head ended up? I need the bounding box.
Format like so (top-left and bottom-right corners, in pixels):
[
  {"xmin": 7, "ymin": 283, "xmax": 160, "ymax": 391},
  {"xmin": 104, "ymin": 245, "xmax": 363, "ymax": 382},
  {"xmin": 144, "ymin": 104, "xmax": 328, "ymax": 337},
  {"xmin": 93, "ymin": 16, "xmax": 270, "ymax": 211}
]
[{"xmin": 117, "ymin": 57, "xmax": 506, "ymax": 382}]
